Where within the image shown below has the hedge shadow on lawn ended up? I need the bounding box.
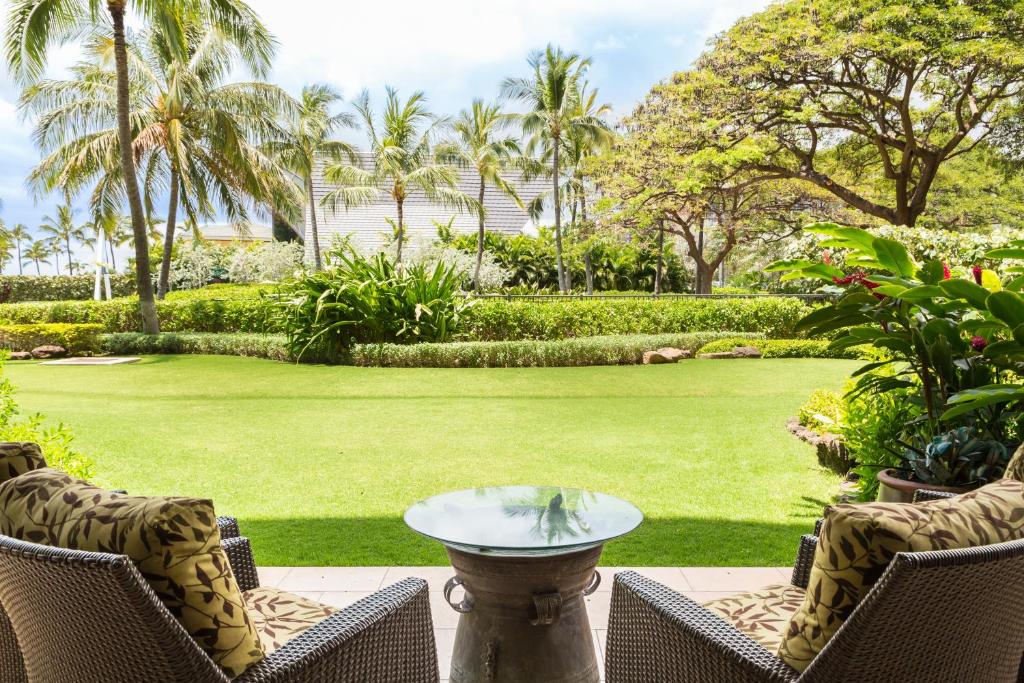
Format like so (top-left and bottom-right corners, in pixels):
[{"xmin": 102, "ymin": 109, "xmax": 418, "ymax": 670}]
[{"xmin": 239, "ymin": 516, "xmax": 818, "ymax": 568}]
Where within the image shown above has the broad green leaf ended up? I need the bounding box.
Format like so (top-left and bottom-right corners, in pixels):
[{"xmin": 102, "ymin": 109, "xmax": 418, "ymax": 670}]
[
  {"xmin": 804, "ymin": 223, "xmax": 876, "ymax": 254},
  {"xmin": 764, "ymin": 259, "xmax": 817, "ymax": 273},
  {"xmin": 986, "ymin": 290, "xmax": 1024, "ymax": 328},
  {"xmin": 872, "ymin": 285, "xmax": 907, "ymax": 298},
  {"xmin": 872, "ymin": 238, "xmax": 917, "ymax": 278},
  {"xmin": 985, "ymin": 248, "xmax": 1024, "ymax": 260},
  {"xmin": 897, "ymin": 285, "xmax": 945, "ymax": 300},
  {"xmin": 939, "ymin": 279, "xmax": 991, "ymax": 309},
  {"xmin": 917, "ymin": 260, "xmax": 945, "ymax": 285}
]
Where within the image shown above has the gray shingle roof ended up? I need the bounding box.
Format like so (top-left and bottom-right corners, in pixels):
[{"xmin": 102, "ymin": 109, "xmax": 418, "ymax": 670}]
[{"xmin": 304, "ymin": 153, "xmax": 549, "ymax": 255}]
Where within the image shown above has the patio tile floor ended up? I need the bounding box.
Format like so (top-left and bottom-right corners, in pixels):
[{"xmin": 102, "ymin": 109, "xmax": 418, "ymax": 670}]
[{"xmin": 258, "ymin": 565, "xmax": 790, "ymax": 681}]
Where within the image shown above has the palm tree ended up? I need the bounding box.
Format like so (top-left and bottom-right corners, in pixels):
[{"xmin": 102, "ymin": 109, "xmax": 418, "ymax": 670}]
[
  {"xmin": 40, "ymin": 203, "xmax": 87, "ymax": 274},
  {"xmin": 23, "ymin": 240, "xmax": 50, "ymax": 275},
  {"xmin": 436, "ymin": 100, "xmax": 525, "ymax": 292},
  {"xmin": 5, "ymin": 224, "xmax": 31, "ymax": 276},
  {"xmin": 7, "ymin": 0, "xmax": 275, "ymax": 333},
  {"xmin": 322, "ymin": 87, "xmax": 479, "ymax": 264},
  {"xmin": 265, "ymin": 84, "xmax": 359, "ymax": 270},
  {"xmin": 502, "ymin": 45, "xmax": 611, "ymax": 293}
]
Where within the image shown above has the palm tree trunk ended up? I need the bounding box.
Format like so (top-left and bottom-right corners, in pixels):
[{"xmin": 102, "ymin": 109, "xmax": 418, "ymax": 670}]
[
  {"xmin": 475, "ymin": 178, "xmax": 486, "ymax": 293},
  {"xmin": 15, "ymin": 242, "xmax": 21, "ymax": 276},
  {"xmin": 110, "ymin": 240, "xmax": 117, "ymax": 272},
  {"xmin": 552, "ymin": 140, "xmax": 566, "ymax": 294},
  {"xmin": 307, "ymin": 177, "xmax": 322, "ymax": 270},
  {"xmin": 395, "ymin": 199, "xmax": 405, "ymax": 264},
  {"xmin": 157, "ymin": 167, "xmax": 179, "ymax": 299},
  {"xmin": 34, "ymin": 260, "xmax": 41, "ymax": 276},
  {"xmin": 655, "ymin": 221, "xmax": 665, "ymax": 297},
  {"xmin": 66, "ymin": 237, "xmax": 73, "ymax": 275},
  {"xmin": 109, "ymin": 3, "xmax": 159, "ymax": 333}
]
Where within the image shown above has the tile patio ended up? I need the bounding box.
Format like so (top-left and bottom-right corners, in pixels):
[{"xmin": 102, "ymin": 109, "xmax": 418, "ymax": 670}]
[{"xmin": 257, "ymin": 565, "xmax": 792, "ymax": 682}]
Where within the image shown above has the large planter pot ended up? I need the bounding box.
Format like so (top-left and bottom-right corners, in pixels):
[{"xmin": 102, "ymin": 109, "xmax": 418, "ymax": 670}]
[{"xmin": 876, "ymin": 469, "xmax": 973, "ymax": 503}]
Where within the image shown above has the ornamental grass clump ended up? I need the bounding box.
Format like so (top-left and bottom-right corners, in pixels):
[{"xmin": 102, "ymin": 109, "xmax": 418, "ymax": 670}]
[{"xmin": 274, "ymin": 247, "xmax": 473, "ymax": 362}]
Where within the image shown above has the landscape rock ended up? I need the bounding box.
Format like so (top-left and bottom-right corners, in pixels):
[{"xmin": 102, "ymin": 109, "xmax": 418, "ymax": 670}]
[
  {"xmin": 31, "ymin": 345, "xmax": 66, "ymax": 359},
  {"xmin": 643, "ymin": 347, "xmax": 691, "ymax": 365},
  {"xmin": 732, "ymin": 346, "xmax": 763, "ymax": 358},
  {"xmin": 698, "ymin": 351, "xmax": 739, "ymax": 359},
  {"xmin": 8, "ymin": 351, "xmax": 32, "ymax": 361}
]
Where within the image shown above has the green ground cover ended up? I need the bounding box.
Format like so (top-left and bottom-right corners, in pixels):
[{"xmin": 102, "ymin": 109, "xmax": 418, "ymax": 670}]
[{"xmin": 5, "ymin": 356, "xmax": 858, "ymax": 566}]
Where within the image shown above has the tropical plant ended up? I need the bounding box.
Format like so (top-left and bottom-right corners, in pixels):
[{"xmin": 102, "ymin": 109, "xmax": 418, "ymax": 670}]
[
  {"xmin": 22, "ymin": 240, "xmax": 51, "ymax": 276},
  {"xmin": 6, "ymin": 0, "xmax": 275, "ymax": 333},
  {"xmin": 265, "ymin": 83, "xmax": 359, "ymax": 270},
  {"xmin": 435, "ymin": 100, "xmax": 525, "ymax": 292},
  {"xmin": 274, "ymin": 246, "xmax": 473, "ymax": 362},
  {"xmin": 5, "ymin": 224, "xmax": 31, "ymax": 276},
  {"xmin": 502, "ymin": 45, "xmax": 610, "ymax": 293},
  {"xmin": 322, "ymin": 87, "xmax": 478, "ymax": 264},
  {"xmin": 901, "ymin": 427, "xmax": 1010, "ymax": 488},
  {"xmin": 39, "ymin": 203, "xmax": 86, "ymax": 274}
]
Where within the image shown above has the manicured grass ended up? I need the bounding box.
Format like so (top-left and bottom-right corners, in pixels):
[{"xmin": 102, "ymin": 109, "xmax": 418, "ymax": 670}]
[{"xmin": 5, "ymin": 356, "xmax": 859, "ymax": 566}]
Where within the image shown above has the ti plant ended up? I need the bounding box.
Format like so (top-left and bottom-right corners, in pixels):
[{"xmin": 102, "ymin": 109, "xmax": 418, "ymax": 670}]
[
  {"xmin": 769, "ymin": 223, "xmax": 1024, "ymax": 480},
  {"xmin": 899, "ymin": 427, "xmax": 1009, "ymax": 488}
]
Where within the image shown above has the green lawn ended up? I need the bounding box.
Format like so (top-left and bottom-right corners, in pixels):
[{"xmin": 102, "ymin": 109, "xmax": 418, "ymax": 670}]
[{"xmin": 5, "ymin": 356, "xmax": 858, "ymax": 566}]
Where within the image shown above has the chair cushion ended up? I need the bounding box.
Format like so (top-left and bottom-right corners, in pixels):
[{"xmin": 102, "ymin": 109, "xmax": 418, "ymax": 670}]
[
  {"xmin": 702, "ymin": 584, "xmax": 806, "ymax": 651},
  {"xmin": 243, "ymin": 587, "xmax": 338, "ymax": 653},
  {"xmin": 0, "ymin": 468, "xmax": 265, "ymax": 677},
  {"xmin": 778, "ymin": 478, "xmax": 1024, "ymax": 672},
  {"xmin": 0, "ymin": 442, "xmax": 45, "ymax": 484}
]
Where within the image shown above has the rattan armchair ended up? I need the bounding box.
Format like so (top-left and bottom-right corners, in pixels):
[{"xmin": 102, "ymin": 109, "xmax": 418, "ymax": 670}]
[
  {"xmin": 0, "ymin": 517, "xmax": 439, "ymax": 683},
  {"xmin": 606, "ymin": 506, "xmax": 1024, "ymax": 682}
]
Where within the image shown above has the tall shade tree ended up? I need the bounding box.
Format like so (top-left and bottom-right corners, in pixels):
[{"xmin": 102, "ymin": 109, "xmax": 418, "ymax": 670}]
[
  {"xmin": 502, "ymin": 45, "xmax": 609, "ymax": 292},
  {"xmin": 692, "ymin": 0, "xmax": 1024, "ymax": 227},
  {"xmin": 23, "ymin": 239, "xmax": 50, "ymax": 275},
  {"xmin": 23, "ymin": 27, "xmax": 291, "ymax": 298},
  {"xmin": 436, "ymin": 99, "xmax": 524, "ymax": 292},
  {"xmin": 40, "ymin": 203, "xmax": 87, "ymax": 274},
  {"xmin": 6, "ymin": 0, "xmax": 275, "ymax": 332},
  {"xmin": 5, "ymin": 223, "xmax": 31, "ymax": 275},
  {"xmin": 322, "ymin": 87, "xmax": 479, "ymax": 264},
  {"xmin": 265, "ymin": 84, "xmax": 359, "ymax": 270}
]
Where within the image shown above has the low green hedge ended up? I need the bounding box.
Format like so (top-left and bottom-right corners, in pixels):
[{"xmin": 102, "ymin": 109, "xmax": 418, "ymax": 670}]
[
  {"xmin": 0, "ymin": 275, "xmax": 135, "ymax": 302},
  {"xmin": 350, "ymin": 332, "xmax": 763, "ymax": 368},
  {"xmin": 0, "ymin": 323, "xmax": 104, "ymax": 354},
  {"xmin": 696, "ymin": 337, "xmax": 867, "ymax": 359},
  {"xmin": 102, "ymin": 332, "xmax": 291, "ymax": 362},
  {"xmin": 459, "ymin": 297, "xmax": 812, "ymax": 341}
]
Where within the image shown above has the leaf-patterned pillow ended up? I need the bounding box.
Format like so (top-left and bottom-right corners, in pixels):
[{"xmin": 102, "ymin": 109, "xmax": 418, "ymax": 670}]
[
  {"xmin": 0, "ymin": 442, "xmax": 45, "ymax": 485},
  {"xmin": 778, "ymin": 478, "xmax": 1024, "ymax": 672},
  {"xmin": 0, "ymin": 468, "xmax": 265, "ymax": 677}
]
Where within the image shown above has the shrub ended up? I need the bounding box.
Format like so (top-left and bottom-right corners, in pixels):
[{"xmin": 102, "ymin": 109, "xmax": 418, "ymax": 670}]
[
  {"xmin": 102, "ymin": 332, "xmax": 291, "ymax": 362},
  {"xmin": 0, "ymin": 323, "xmax": 104, "ymax": 355},
  {"xmin": 227, "ymin": 242, "xmax": 305, "ymax": 284},
  {"xmin": 0, "ymin": 275, "xmax": 135, "ymax": 302},
  {"xmin": 696, "ymin": 337, "xmax": 866, "ymax": 359},
  {"xmin": 275, "ymin": 248, "xmax": 473, "ymax": 361},
  {"xmin": 797, "ymin": 389, "xmax": 845, "ymax": 434},
  {"xmin": 350, "ymin": 332, "xmax": 762, "ymax": 368},
  {"xmin": 460, "ymin": 297, "xmax": 812, "ymax": 341}
]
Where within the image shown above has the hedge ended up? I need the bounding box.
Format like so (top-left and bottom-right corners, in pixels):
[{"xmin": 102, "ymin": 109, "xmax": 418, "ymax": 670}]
[
  {"xmin": 0, "ymin": 323, "xmax": 104, "ymax": 355},
  {"xmin": 350, "ymin": 332, "xmax": 763, "ymax": 368},
  {"xmin": 458, "ymin": 297, "xmax": 812, "ymax": 341},
  {"xmin": 696, "ymin": 337, "xmax": 868, "ymax": 359},
  {"xmin": 0, "ymin": 275, "xmax": 135, "ymax": 302},
  {"xmin": 102, "ymin": 332, "xmax": 291, "ymax": 361}
]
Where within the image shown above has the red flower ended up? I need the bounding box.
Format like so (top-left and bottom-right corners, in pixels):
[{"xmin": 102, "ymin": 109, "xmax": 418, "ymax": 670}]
[
  {"xmin": 942, "ymin": 262, "xmax": 951, "ymax": 280},
  {"xmin": 971, "ymin": 336, "xmax": 988, "ymax": 352},
  {"xmin": 822, "ymin": 249, "xmax": 832, "ymax": 265},
  {"xmin": 973, "ymin": 265, "xmax": 983, "ymax": 285},
  {"xmin": 832, "ymin": 271, "xmax": 884, "ymax": 299}
]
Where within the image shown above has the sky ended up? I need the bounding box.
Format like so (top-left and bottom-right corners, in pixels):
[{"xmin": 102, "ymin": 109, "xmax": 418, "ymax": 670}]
[{"xmin": 0, "ymin": 0, "xmax": 771, "ymax": 274}]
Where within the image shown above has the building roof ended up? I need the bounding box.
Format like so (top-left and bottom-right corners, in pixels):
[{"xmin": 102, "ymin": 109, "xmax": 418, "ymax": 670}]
[
  {"xmin": 304, "ymin": 153, "xmax": 549, "ymax": 254},
  {"xmin": 162, "ymin": 223, "xmax": 274, "ymax": 243}
]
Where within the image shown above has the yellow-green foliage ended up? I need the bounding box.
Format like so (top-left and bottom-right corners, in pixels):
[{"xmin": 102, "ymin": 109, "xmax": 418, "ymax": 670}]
[{"xmin": 0, "ymin": 323, "xmax": 104, "ymax": 354}]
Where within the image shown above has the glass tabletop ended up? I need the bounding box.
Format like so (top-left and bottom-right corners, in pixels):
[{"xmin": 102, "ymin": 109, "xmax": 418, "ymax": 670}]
[{"xmin": 404, "ymin": 486, "xmax": 643, "ymax": 556}]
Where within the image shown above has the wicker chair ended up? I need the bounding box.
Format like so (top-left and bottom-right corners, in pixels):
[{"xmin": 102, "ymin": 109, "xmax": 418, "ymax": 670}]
[
  {"xmin": 0, "ymin": 517, "xmax": 439, "ymax": 683},
  {"xmin": 606, "ymin": 500, "xmax": 1024, "ymax": 682}
]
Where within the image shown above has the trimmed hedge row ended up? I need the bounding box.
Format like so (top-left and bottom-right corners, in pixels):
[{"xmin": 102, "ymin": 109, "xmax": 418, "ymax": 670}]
[
  {"xmin": 0, "ymin": 323, "xmax": 104, "ymax": 354},
  {"xmin": 0, "ymin": 275, "xmax": 135, "ymax": 302},
  {"xmin": 458, "ymin": 297, "xmax": 811, "ymax": 341},
  {"xmin": 696, "ymin": 337, "xmax": 866, "ymax": 359},
  {"xmin": 350, "ymin": 332, "xmax": 763, "ymax": 368},
  {"xmin": 102, "ymin": 332, "xmax": 291, "ymax": 361}
]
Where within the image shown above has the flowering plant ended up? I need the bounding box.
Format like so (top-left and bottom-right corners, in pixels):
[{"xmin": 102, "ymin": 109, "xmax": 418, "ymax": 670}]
[{"xmin": 770, "ymin": 223, "xmax": 1023, "ymax": 485}]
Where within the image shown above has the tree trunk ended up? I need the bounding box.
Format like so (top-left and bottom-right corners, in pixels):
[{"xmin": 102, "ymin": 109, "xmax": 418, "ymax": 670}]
[
  {"xmin": 655, "ymin": 222, "xmax": 665, "ymax": 297},
  {"xmin": 109, "ymin": 4, "xmax": 159, "ymax": 333},
  {"xmin": 395, "ymin": 199, "xmax": 405, "ymax": 264},
  {"xmin": 307, "ymin": 177, "xmax": 322, "ymax": 270},
  {"xmin": 694, "ymin": 219, "xmax": 707, "ymax": 294},
  {"xmin": 584, "ymin": 250, "xmax": 594, "ymax": 295},
  {"xmin": 552, "ymin": 140, "xmax": 566, "ymax": 294},
  {"xmin": 475, "ymin": 178, "xmax": 485, "ymax": 293},
  {"xmin": 34, "ymin": 260, "xmax": 40, "ymax": 276},
  {"xmin": 66, "ymin": 237, "xmax": 73, "ymax": 275},
  {"xmin": 157, "ymin": 167, "xmax": 179, "ymax": 299},
  {"xmin": 110, "ymin": 240, "xmax": 117, "ymax": 272},
  {"xmin": 16, "ymin": 242, "xmax": 21, "ymax": 276}
]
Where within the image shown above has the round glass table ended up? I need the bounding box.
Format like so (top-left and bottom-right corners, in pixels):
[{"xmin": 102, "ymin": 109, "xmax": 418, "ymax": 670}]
[{"xmin": 405, "ymin": 486, "xmax": 643, "ymax": 683}]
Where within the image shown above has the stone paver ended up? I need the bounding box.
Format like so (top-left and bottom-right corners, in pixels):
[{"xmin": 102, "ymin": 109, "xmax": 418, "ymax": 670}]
[{"xmin": 257, "ymin": 565, "xmax": 789, "ymax": 682}]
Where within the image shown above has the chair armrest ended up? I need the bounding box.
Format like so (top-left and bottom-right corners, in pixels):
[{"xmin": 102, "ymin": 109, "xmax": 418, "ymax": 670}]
[
  {"xmin": 236, "ymin": 578, "xmax": 438, "ymax": 683},
  {"xmin": 217, "ymin": 516, "xmax": 241, "ymax": 539},
  {"xmin": 221, "ymin": 537, "xmax": 260, "ymax": 592},
  {"xmin": 790, "ymin": 534, "xmax": 818, "ymax": 590},
  {"xmin": 605, "ymin": 571, "xmax": 798, "ymax": 683},
  {"xmin": 912, "ymin": 489, "xmax": 958, "ymax": 503}
]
